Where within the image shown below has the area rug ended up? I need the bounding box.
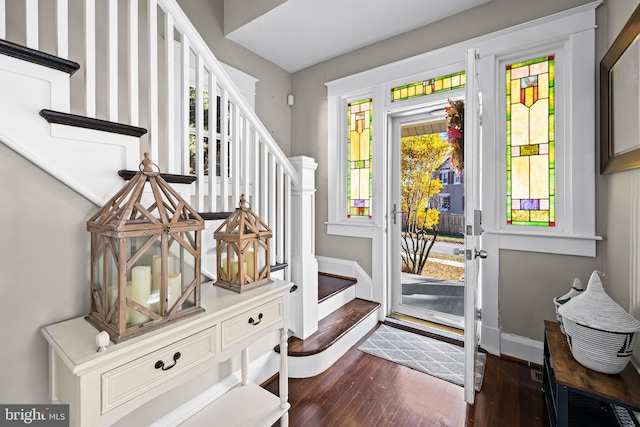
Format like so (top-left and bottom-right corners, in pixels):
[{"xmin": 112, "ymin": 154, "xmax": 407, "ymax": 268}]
[{"xmin": 358, "ymin": 324, "xmax": 486, "ymax": 391}]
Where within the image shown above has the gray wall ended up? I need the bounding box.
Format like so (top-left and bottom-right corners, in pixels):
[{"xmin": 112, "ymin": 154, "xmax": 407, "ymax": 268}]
[
  {"xmin": 289, "ymin": 0, "xmax": 605, "ymax": 342},
  {"xmin": 0, "ymin": 144, "xmax": 94, "ymax": 404}
]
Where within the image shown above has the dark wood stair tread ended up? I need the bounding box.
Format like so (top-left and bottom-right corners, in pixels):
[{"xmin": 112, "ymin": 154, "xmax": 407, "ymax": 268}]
[
  {"xmin": 277, "ymin": 298, "xmax": 379, "ymax": 357},
  {"xmin": 0, "ymin": 39, "xmax": 80, "ymax": 75},
  {"xmin": 318, "ymin": 272, "xmax": 357, "ymax": 303},
  {"xmin": 40, "ymin": 109, "xmax": 147, "ymax": 137}
]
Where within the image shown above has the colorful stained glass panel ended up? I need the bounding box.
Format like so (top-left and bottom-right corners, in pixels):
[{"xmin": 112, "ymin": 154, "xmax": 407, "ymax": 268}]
[
  {"xmin": 347, "ymin": 99, "xmax": 373, "ymax": 218},
  {"xmin": 391, "ymin": 71, "xmax": 466, "ymax": 102},
  {"xmin": 506, "ymin": 55, "xmax": 555, "ymax": 226}
]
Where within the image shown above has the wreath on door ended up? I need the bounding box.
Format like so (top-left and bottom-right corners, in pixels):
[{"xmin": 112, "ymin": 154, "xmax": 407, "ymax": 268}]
[{"xmin": 446, "ymin": 99, "xmax": 464, "ymax": 174}]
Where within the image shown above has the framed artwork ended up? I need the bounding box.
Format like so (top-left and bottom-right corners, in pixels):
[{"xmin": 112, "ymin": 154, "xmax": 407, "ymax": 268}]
[{"xmin": 601, "ymin": 4, "xmax": 640, "ymax": 174}]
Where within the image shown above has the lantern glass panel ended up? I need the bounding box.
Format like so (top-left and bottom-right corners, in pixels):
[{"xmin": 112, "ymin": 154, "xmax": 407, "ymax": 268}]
[
  {"xmin": 167, "ymin": 231, "xmax": 197, "ymax": 310},
  {"xmin": 219, "ymin": 242, "xmax": 240, "ymax": 282},
  {"xmin": 257, "ymin": 242, "xmax": 267, "ymax": 276}
]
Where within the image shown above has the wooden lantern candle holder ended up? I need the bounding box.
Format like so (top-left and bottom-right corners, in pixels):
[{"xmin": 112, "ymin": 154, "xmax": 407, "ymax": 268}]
[
  {"xmin": 214, "ymin": 194, "xmax": 272, "ymax": 293},
  {"xmin": 85, "ymin": 153, "xmax": 205, "ymax": 342}
]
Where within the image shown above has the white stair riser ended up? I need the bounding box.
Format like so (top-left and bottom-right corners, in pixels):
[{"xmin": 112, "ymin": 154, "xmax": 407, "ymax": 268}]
[{"xmin": 318, "ymin": 285, "xmax": 356, "ymax": 321}]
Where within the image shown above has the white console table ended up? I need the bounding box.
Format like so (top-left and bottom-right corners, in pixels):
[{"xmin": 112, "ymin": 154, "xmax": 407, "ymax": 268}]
[{"xmin": 42, "ymin": 280, "xmax": 292, "ymax": 427}]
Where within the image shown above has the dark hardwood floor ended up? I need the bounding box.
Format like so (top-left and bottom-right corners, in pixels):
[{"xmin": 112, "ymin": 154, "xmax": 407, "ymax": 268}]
[{"xmin": 265, "ymin": 324, "xmax": 548, "ymax": 427}]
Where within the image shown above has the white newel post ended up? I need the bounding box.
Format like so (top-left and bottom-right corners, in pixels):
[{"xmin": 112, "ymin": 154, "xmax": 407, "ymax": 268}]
[{"xmin": 289, "ymin": 156, "xmax": 318, "ymax": 339}]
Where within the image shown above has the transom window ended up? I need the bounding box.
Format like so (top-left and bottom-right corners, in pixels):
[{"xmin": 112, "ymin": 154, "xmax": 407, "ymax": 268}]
[{"xmin": 391, "ymin": 71, "xmax": 466, "ymax": 102}]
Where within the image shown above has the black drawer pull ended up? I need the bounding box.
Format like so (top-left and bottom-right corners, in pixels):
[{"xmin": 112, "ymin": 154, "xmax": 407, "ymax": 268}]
[
  {"xmin": 155, "ymin": 352, "xmax": 181, "ymax": 371},
  {"xmin": 248, "ymin": 313, "xmax": 263, "ymax": 326}
]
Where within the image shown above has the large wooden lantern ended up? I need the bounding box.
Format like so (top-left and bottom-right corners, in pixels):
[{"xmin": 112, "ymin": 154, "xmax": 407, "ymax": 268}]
[
  {"xmin": 86, "ymin": 153, "xmax": 205, "ymax": 342},
  {"xmin": 214, "ymin": 194, "xmax": 272, "ymax": 293}
]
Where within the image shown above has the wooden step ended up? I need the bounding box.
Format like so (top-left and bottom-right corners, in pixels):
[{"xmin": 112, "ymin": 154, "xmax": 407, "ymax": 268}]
[
  {"xmin": 318, "ymin": 272, "xmax": 357, "ymax": 303},
  {"xmin": 278, "ymin": 298, "xmax": 379, "ymax": 357}
]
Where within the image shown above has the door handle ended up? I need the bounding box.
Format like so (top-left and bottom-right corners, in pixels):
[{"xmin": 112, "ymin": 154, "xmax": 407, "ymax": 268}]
[
  {"xmin": 475, "ymin": 249, "xmax": 488, "ymax": 259},
  {"xmin": 391, "ymin": 204, "xmax": 407, "ymax": 225},
  {"xmin": 454, "ymin": 248, "xmax": 487, "ymax": 260}
]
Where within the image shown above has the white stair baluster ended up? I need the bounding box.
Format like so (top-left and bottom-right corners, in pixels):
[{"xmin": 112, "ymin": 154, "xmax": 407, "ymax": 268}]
[
  {"xmin": 84, "ymin": 0, "xmax": 96, "ymax": 117},
  {"xmin": 285, "ymin": 175, "xmax": 292, "ymax": 280},
  {"xmin": 25, "ymin": 0, "xmax": 38, "ymax": 49},
  {"xmin": 220, "ymin": 88, "xmax": 229, "ymax": 211},
  {"xmin": 0, "ymin": 0, "xmax": 5, "ymax": 39},
  {"xmin": 269, "ymin": 153, "xmax": 277, "ymax": 266},
  {"xmin": 147, "ymin": 0, "xmax": 158, "ymax": 162},
  {"xmin": 207, "ymin": 71, "xmax": 217, "ymax": 212},
  {"xmin": 242, "ymin": 115, "xmax": 251, "ymax": 198},
  {"xmin": 231, "ymin": 101, "xmax": 240, "ymax": 205},
  {"xmin": 259, "ymin": 142, "xmax": 268, "ymax": 224},
  {"xmin": 252, "ymin": 130, "xmax": 260, "ymax": 215},
  {"xmin": 277, "ymin": 164, "xmax": 284, "ymax": 265},
  {"xmin": 195, "ymin": 54, "xmax": 205, "ymax": 210},
  {"xmin": 107, "ymin": 0, "xmax": 118, "ymax": 122},
  {"xmin": 164, "ymin": 11, "xmax": 175, "ymax": 172},
  {"xmin": 180, "ymin": 35, "xmax": 190, "ymax": 175},
  {"xmin": 56, "ymin": 0, "xmax": 68, "ymax": 59},
  {"xmin": 128, "ymin": 0, "xmax": 139, "ymax": 126}
]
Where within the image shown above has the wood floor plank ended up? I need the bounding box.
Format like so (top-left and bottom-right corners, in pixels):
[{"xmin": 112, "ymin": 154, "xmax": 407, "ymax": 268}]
[{"xmin": 266, "ymin": 323, "xmax": 548, "ymax": 427}]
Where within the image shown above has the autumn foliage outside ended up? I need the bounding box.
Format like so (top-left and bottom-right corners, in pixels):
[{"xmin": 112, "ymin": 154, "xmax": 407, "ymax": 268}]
[{"xmin": 401, "ymin": 133, "xmax": 451, "ymax": 275}]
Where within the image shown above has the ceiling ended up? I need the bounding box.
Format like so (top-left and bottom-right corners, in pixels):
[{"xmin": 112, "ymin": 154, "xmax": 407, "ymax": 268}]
[{"xmin": 225, "ymin": 0, "xmax": 490, "ymax": 73}]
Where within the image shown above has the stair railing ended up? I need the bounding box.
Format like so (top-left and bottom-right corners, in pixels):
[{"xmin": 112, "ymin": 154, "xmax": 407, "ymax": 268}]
[{"xmin": 0, "ymin": 0, "xmax": 297, "ymax": 274}]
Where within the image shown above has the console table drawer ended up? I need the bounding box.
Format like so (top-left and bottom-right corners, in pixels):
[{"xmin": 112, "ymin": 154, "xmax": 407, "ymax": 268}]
[
  {"xmin": 221, "ymin": 297, "xmax": 284, "ymax": 350},
  {"xmin": 102, "ymin": 326, "xmax": 217, "ymax": 413}
]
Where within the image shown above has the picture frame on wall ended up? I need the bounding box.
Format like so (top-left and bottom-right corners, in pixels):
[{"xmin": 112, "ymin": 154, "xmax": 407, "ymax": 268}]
[{"xmin": 601, "ymin": 4, "xmax": 640, "ymax": 174}]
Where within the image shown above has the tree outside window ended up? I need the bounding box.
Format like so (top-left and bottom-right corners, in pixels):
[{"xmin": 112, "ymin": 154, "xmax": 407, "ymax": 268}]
[{"xmin": 401, "ymin": 133, "xmax": 451, "ymax": 275}]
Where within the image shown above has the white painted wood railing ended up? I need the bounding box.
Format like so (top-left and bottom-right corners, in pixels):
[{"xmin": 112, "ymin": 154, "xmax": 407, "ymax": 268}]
[{"xmin": 0, "ymin": 0, "xmax": 297, "ymax": 271}]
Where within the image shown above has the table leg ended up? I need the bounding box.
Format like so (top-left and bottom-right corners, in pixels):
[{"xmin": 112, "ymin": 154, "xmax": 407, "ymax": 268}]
[{"xmin": 557, "ymin": 384, "xmax": 569, "ymax": 427}]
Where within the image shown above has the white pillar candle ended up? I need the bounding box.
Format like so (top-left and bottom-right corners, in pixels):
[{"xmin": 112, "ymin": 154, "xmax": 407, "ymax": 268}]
[
  {"xmin": 168, "ymin": 273, "xmax": 182, "ymax": 310},
  {"xmin": 152, "ymin": 255, "xmax": 161, "ymax": 292},
  {"xmin": 131, "ymin": 266, "xmax": 151, "ymax": 325},
  {"xmin": 152, "ymin": 254, "xmax": 175, "ymax": 292},
  {"xmin": 245, "ymin": 250, "xmax": 255, "ymax": 278}
]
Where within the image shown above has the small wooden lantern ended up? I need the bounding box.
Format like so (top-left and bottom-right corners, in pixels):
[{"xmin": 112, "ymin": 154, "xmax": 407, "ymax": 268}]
[
  {"xmin": 214, "ymin": 194, "xmax": 272, "ymax": 293},
  {"xmin": 86, "ymin": 153, "xmax": 205, "ymax": 342}
]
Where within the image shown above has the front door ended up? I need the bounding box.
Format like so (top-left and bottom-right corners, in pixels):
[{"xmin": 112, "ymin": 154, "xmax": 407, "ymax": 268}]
[{"xmin": 463, "ymin": 48, "xmax": 484, "ymax": 405}]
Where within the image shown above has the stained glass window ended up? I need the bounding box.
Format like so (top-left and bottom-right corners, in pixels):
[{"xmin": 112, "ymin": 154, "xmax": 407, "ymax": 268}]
[
  {"xmin": 506, "ymin": 55, "xmax": 555, "ymax": 226},
  {"xmin": 347, "ymin": 99, "xmax": 373, "ymax": 218},
  {"xmin": 391, "ymin": 71, "xmax": 466, "ymax": 102}
]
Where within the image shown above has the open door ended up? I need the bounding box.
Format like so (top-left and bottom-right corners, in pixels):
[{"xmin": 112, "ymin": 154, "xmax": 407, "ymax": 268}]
[{"xmin": 463, "ymin": 48, "xmax": 485, "ymax": 404}]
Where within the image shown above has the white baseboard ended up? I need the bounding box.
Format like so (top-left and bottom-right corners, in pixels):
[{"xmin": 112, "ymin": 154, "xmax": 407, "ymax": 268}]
[
  {"xmin": 150, "ymin": 351, "xmax": 279, "ymax": 427},
  {"xmin": 500, "ymin": 332, "xmax": 543, "ymax": 365}
]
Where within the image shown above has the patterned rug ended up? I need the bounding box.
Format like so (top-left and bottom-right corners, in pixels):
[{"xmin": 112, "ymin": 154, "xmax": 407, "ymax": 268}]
[{"xmin": 358, "ymin": 324, "xmax": 486, "ymax": 391}]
